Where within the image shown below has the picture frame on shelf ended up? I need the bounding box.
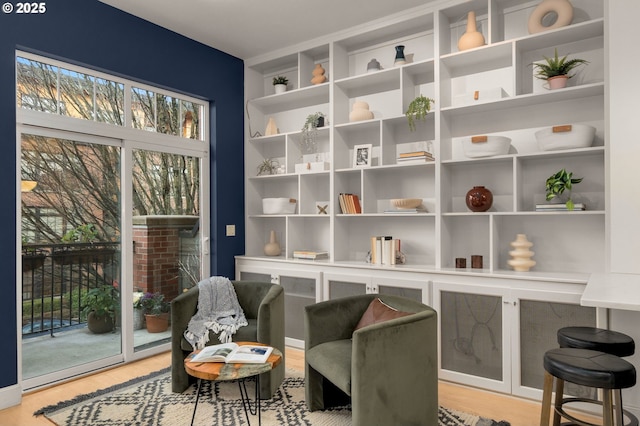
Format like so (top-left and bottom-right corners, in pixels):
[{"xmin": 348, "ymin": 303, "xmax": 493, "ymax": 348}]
[{"xmin": 353, "ymin": 144, "xmax": 372, "ymax": 168}]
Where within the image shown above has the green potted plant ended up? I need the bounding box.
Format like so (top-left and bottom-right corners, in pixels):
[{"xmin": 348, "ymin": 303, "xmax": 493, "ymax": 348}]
[
  {"xmin": 300, "ymin": 112, "xmax": 326, "ymax": 157},
  {"xmin": 140, "ymin": 292, "xmax": 170, "ymax": 333},
  {"xmin": 532, "ymin": 48, "xmax": 588, "ymax": 90},
  {"xmin": 545, "ymin": 168, "xmax": 583, "ymax": 210},
  {"xmin": 81, "ymin": 284, "xmax": 119, "ymax": 334},
  {"xmin": 257, "ymin": 158, "xmax": 279, "ymax": 176},
  {"xmin": 405, "ymin": 95, "xmax": 435, "ymax": 132},
  {"xmin": 272, "ymin": 75, "xmax": 289, "ymax": 94}
]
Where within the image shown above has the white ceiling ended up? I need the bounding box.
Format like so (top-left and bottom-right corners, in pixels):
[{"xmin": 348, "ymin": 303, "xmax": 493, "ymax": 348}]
[{"xmin": 99, "ymin": 0, "xmax": 435, "ymax": 60}]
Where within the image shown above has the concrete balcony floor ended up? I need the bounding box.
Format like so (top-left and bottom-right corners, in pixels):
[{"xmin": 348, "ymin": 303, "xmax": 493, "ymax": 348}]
[{"xmin": 22, "ymin": 325, "xmax": 170, "ymax": 380}]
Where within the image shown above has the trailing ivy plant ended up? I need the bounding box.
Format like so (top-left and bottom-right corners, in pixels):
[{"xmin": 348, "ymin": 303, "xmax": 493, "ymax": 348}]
[
  {"xmin": 405, "ymin": 95, "xmax": 435, "ymax": 132},
  {"xmin": 545, "ymin": 168, "xmax": 583, "ymax": 210}
]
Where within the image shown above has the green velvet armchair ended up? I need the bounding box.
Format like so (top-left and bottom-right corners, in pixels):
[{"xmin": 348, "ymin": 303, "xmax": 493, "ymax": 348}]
[
  {"xmin": 171, "ymin": 280, "xmax": 285, "ymax": 398},
  {"xmin": 304, "ymin": 294, "xmax": 438, "ymax": 426}
]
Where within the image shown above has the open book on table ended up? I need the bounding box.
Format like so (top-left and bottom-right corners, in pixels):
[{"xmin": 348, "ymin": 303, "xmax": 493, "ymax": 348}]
[{"xmin": 190, "ymin": 343, "xmax": 273, "ymax": 364}]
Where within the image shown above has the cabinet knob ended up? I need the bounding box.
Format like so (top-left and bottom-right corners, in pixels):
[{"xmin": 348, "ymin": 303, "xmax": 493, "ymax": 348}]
[{"xmin": 271, "ymin": 275, "xmax": 279, "ymax": 284}]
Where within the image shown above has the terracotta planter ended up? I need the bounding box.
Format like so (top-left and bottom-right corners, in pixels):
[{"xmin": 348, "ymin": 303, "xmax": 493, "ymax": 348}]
[
  {"xmin": 546, "ymin": 75, "xmax": 568, "ymax": 90},
  {"xmin": 87, "ymin": 311, "xmax": 114, "ymax": 334},
  {"xmin": 145, "ymin": 313, "xmax": 169, "ymax": 333}
]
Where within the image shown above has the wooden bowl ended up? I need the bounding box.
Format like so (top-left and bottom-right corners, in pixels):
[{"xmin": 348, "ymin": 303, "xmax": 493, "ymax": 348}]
[{"xmin": 391, "ymin": 198, "xmax": 422, "ymax": 209}]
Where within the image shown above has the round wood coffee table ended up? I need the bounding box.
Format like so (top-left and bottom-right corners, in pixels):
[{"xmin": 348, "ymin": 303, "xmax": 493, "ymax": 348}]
[{"xmin": 184, "ymin": 342, "xmax": 282, "ymax": 426}]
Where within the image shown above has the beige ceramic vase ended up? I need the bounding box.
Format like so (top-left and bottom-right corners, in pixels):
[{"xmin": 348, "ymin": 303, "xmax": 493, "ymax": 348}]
[
  {"xmin": 264, "ymin": 230, "xmax": 281, "ymax": 256},
  {"xmin": 311, "ymin": 63, "xmax": 327, "ymax": 85},
  {"xmin": 265, "ymin": 117, "xmax": 278, "ymax": 135},
  {"xmin": 458, "ymin": 11, "xmax": 485, "ymax": 51},
  {"xmin": 507, "ymin": 234, "xmax": 536, "ymax": 271},
  {"xmin": 349, "ymin": 101, "xmax": 374, "ymax": 122}
]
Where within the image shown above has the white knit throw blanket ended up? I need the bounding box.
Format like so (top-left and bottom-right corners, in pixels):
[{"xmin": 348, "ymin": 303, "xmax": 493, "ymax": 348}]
[{"xmin": 183, "ymin": 276, "xmax": 248, "ymax": 349}]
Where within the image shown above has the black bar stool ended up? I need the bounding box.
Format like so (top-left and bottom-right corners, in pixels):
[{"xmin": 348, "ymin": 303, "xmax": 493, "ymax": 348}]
[
  {"xmin": 540, "ymin": 348, "xmax": 637, "ymax": 426},
  {"xmin": 558, "ymin": 327, "xmax": 635, "ymax": 358},
  {"xmin": 557, "ymin": 326, "xmax": 637, "ymax": 425}
]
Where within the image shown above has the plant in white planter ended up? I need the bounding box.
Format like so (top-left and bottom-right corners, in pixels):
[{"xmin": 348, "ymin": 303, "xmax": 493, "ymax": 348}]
[
  {"xmin": 405, "ymin": 95, "xmax": 435, "ymax": 132},
  {"xmin": 272, "ymin": 75, "xmax": 289, "ymax": 94},
  {"xmin": 300, "ymin": 112, "xmax": 326, "ymax": 159},
  {"xmin": 532, "ymin": 49, "xmax": 588, "ymax": 90}
]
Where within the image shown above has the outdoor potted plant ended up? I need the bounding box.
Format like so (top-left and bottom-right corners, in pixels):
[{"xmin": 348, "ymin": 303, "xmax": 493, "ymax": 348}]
[
  {"xmin": 545, "ymin": 168, "xmax": 583, "ymax": 210},
  {"xmin": 81, "ymin": 284, "xmax": 119, "ymax": 334},
  {"xmin": 532, "ymin": 48, "xmax": 589, "ymax": 90},
  {"xmin": 405, "ymin": 95, "xmax": 435, "ymax": 132},
  {"xmin": 272, "ymin": 75, "xmax": 289, "ymax": 94},
  {"xmin": 140, "ymin": 292, "xmax": 170, "ymax": 333}
]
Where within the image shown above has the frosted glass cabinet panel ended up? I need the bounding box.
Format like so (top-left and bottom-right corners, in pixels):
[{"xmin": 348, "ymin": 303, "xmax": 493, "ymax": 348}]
[
  {"xmin": 280, "ymin": 275, "xmax": 317, "ymax": 342},
  {"xmin": 440, "ymin": 291, "xmax": 503, "ymax": 381}
]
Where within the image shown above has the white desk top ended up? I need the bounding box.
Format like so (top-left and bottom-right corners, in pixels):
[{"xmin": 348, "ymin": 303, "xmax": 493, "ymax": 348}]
[{"xmin": 581, "ymin": 273, "xmax": 640, "ymax": 311}]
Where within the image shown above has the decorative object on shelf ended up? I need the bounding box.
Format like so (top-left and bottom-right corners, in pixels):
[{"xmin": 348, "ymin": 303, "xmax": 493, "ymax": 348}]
[
  {"xmin": 462, "ymin": 135, "xmax": 512, "ymax": 158},
  {"xmin": 369, "ymin": 236, "xmax": 403, "ymax": 265},
  {"xmin": 528, "ymin": 0, "xmax": 573, "ymax": 34},
  {"xmin": 353, "ymin": 143, "xmax": 373, "ymax": 168},
  {"xmin": 455, "ymin": 257, "xmax": 467, "ymax": 268},
  {"xmin": 465, "ymin": 186, "xmax": 493, "ymax": 212},
  {"xmin": 294, "ymin": 159, "xmax": 330, "ymax": 173},
  {"xmin": 366, "ymin": 58, "xmax": 381, "ymax": 73},
  {"xmin": 349, "ymin": 100, "xmax": 374, "ymax": 122},
  {"xmin": 532, "ymin": 48, "xmax": 588, "ymax": 90},
  {"xmin": 535, "ymin": 124, "xmax": 595, "ymax": 151},
  {"xmin": 471, "ymin": 255, "xmax": 483, "ymax": 269},
  {"xmin": 396, "ymin": 150, "xmax": 434, "ymax": 165},
  {"xmin": 453, "ymin": 87, "xmax": 508, "ymax": 106},
  {"xmin": 458, "ymin": 11, "xmax": 486, "ymax": 51},
  {"xmin": 391, "ymin": 198, "xmax": 422, "ymax": 209},
  {"xmin": 311, "ymin": 63, "xmax": 327, "ymax": 85},
  {"xmin": 545, "ymin": 168, "xmax": 583, "ymax": 210},
  {"xmin": 405, "ymin": 95, "xmax": 435, "ymax": 132},
  {"xmin": 256, "ymin": 158, "xmax": 279, "ymax": 176},
  {"xmin": 262, "ymin": 197, "xmax": 297, "ymax": 214},
  {"xmin": 265, "ymin": 117, "xmax": 278, "ymax": 136},
  {"xmin": 394, "ymin": 45, "xmax": 407, "ymax": 66},
  {"xmin": 272, "ymin": 75, "xmax": 288, "ymax": 94},
  {"xmin": 264, "ymin": 230, "xmax": 282, "ymax": 256},
  {"xmin": 300, "ymin": 112, "xmax": 326, "ymax": 159},
  {"xmin": 507, "ymin": 234, "xmax": 536, "ymax": 272},
  {"xmin": 315, "ymin": 201, "xmax": 329, "ymax": 215}
]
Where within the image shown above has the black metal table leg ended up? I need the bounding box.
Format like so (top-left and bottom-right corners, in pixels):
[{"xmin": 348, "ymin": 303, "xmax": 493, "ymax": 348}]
[
  {"xmin": 190, "ymin": 378, "xmax": 202, "ymax": 426},
  {"xmin": 238, "ymin": 375, "xmax": 261, "ymax": 426}
]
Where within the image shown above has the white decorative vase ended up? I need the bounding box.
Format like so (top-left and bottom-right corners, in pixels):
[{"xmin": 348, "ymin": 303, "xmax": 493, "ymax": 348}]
[
  {"xmin": 458, "ymin": 11, "xmax": 486, "ymax": 51},
  {"xmin": 507, "ymin": 234, "xmax": 537, "ymax": 272},
  {"xmin": 349, "ymin": 101, "xmax": 374, "ymax": 122},
  {"xmin": 264, "ymin": 230, "xmax": 281, "ymax": 256}
]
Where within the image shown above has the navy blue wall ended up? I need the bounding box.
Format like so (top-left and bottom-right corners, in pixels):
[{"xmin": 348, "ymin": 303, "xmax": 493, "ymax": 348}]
[{"xmin": 0, "ymin": 0, "xmax": 245, "ymax": 389}]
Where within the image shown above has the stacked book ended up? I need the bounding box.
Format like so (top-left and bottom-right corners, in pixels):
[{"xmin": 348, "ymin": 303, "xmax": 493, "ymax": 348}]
[
  {"xmin": 396, "ymin": 151, "xmax": 434, "ymax": 165},
  {"xmin": 293, "ymin": 250, "xmax": 328, "ymax": 260},
  {"xmin": 370, "ymin": 236, "xmax": 400, "ymax": 265},
  {"xmin": 338, "ymin": 193, "xmax": 362, "ymax": 214},
  {"xmin": 535, "ymin": 203, "xmax": 586, "ymax": 212}
]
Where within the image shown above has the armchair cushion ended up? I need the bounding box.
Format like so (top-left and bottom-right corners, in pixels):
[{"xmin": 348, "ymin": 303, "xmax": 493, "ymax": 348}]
[{"xmin": 354, "ymin": 297, "xmax": 412, "ymax": 331}]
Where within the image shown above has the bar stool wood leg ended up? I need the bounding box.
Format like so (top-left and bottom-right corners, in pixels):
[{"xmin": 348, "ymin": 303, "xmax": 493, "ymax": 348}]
[
  {"xmin": 553, "ymin": 377, "xmax": 564, "ymax": 426},
  {"xmin": 540, "ymin": 371, "xmax": 554, "ymax": 426}
]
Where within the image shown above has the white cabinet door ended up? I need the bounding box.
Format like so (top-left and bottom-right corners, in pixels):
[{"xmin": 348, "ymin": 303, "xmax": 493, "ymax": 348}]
[{"xmin": 433, "ymin": 280, "xmax": 511, "ymax": 393}]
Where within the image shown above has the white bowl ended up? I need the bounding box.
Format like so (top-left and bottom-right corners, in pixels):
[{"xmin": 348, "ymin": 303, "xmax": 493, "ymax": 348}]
[
  {"xmin": 535, "ymin": 124, "xmax": 596, "ymax": 151},
  {"xmin": 262, "ymin": 198, "xmax": 297, "ymax": 214},
  {"xmin": 462, "ymin": 136, "xmax": 512, "ymax": 158},
  {"xmin": 391, "ymin": 198, "xmax": 422, "ymax": 209}
]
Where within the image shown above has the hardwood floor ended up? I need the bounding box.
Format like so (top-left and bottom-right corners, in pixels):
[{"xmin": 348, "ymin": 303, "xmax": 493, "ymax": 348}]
[{"xmin": 0, "ymin": 347, "xmax": 597, "ymax": 426}]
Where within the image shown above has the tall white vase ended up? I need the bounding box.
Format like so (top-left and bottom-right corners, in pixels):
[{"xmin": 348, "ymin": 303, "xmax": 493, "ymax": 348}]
[{"xmin": 507, "ymin": 234, "xmax": 536, "ymax": 271}]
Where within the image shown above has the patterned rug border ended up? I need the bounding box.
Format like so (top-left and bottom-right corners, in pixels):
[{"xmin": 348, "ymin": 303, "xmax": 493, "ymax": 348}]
[
  {"xmin": 34, "ymin": 367, "xmax": 510, "ymax": 426},
  {"xmin": 33, "ymin": 366, "xmax": 171, "ymax": 416}
]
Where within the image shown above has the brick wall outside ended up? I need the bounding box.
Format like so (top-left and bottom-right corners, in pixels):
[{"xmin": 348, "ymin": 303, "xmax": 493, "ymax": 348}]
[{"xmin": 132, "ymin": 215, "xmax": 198, "ymax": 302}]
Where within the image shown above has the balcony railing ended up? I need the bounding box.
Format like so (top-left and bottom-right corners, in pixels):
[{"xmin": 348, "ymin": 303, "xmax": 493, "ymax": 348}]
[{"xmin": 22, "ymin": 242, "xmax": 120, "ymax": 336}]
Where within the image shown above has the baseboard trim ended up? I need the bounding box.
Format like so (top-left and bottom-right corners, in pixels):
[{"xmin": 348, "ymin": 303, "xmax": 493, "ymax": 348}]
[{"xmin": 0, "ymin": 383, "xmax": 22, "ymax": 410}]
